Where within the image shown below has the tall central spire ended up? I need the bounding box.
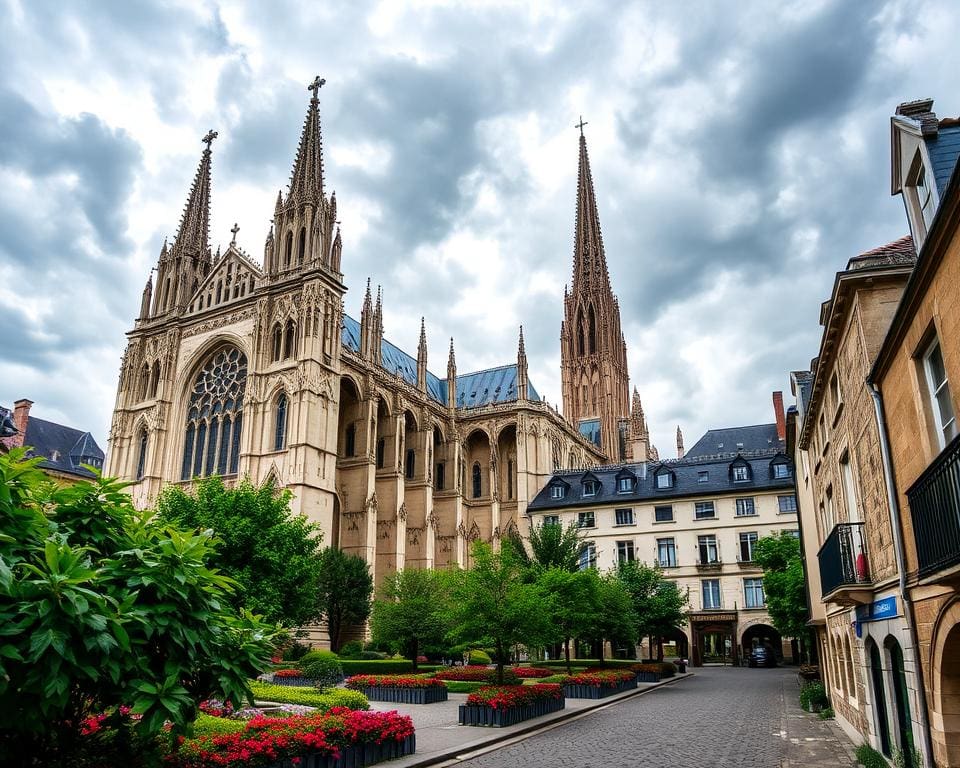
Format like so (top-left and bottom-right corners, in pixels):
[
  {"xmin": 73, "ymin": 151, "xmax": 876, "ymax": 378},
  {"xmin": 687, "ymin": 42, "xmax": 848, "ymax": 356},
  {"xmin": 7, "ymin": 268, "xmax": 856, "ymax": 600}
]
[
  {"xmin": 173, "ymin": 129, "xmax": 216, "ymax": 259},
  {"xmin": 572, "ymin": 131, "xmax": 612, "ymax": 296},
  {"xmin": 288, "ymin": 76, "xmax": 326, "ymax": 205}
]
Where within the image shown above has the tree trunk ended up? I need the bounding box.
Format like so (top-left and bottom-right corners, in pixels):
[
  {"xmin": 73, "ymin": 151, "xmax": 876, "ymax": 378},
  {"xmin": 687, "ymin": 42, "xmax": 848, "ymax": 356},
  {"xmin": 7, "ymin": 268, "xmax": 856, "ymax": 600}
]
[
  {"xmin": 411, "ymin": 637, "xmax": 419, "ymax": 671},
  {"xmin": 496, "ymin": 639, "xmax": 505, "ymax": 684},
  {"xmin": 329, "ymin": 612, "xmax": 341, "ymax": 653},
  {"xmin": 657, "ymin": 636, "xmax": 664, "ymax": 661},
  {"xmin": 565, "ymin": 636, "xmax": 572, "ymax": 675},
  {"xmin": 599, "ymin": 636, "xmax": 605, "ymax": 664}
]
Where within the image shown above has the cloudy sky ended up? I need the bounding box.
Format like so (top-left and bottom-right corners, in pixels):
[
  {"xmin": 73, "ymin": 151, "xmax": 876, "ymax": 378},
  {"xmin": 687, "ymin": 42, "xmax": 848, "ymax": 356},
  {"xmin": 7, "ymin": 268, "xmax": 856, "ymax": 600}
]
[{"xmin": 1, "ymin": 0, "xmax": 957, "ymax": 456}]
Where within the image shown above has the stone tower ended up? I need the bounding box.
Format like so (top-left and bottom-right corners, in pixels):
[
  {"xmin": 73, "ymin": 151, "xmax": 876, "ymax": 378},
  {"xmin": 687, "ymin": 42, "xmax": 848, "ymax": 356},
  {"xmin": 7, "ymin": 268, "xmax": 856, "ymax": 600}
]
[{"xmin": 560, "ymin": 127, "xmax": 631, "ymax": 462}]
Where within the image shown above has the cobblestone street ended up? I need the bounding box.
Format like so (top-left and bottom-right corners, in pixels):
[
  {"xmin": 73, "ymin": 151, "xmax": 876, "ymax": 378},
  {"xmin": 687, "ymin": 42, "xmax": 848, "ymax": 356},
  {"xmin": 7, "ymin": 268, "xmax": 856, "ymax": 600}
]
[{"xmin": 450, "ymin": 667, "xmax": 856, "ymax": 768}]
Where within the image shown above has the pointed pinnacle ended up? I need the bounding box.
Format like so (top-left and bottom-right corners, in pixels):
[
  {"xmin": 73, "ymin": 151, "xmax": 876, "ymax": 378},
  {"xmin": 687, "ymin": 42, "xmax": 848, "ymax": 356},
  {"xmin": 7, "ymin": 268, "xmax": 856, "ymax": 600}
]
[
  {"xmin": 518, "ymin": 325, "xmax": 526, "ymax": 354},
  {"xmin": 419, "ymin": 317, "xmax": 427, "ymax": 343}
]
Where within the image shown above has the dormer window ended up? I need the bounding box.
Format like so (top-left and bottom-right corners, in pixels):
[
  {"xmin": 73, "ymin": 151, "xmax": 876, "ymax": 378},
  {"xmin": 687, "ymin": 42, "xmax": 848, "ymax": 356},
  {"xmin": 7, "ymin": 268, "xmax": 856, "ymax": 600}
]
[
  {"xmin": 582, "ymin": 479, "xmax": 599, "ymax": 497},
  {"xmin": 618, "ymin": 477, "xmax": 632, "ymax": 493},
  {"xmin": 551, "ymin": 484, "xmax": 566, "ymax": 500},
  {"xmin": 733, "ymin": 465, "xmax": 749, "ymax": 482},
  {"xmin": 916, "ymin": 164, "xmax": 936, "ymax": 229},
  {"xmin": 773, "ymin": 463, "xmax": 791, "ymax": 479},
  {"xmin": 655, "ymin": 469, "xmax": 673, "ymax": 489}
]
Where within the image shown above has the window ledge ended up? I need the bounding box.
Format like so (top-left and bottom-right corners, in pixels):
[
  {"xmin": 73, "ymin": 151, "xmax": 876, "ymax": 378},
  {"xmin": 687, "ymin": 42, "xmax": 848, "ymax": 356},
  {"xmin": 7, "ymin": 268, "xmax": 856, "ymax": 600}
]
[
  {"xmin": 652, "ymin": 519, "xmax": 676, "ymax": 525},
  {"xmin": 613, "ymin": 523, "xmax": 637, "ymax": 528},
  {"xmin": 735, "ymin": 513, "xmax": 759, "ymax": 518},
  {"xmin": 693, "ymin": 517, "xmax": 718, "ymax": 522},
  {"xmin": 777, "ymin": 510, "xmax": 798, "ymax": 515}
]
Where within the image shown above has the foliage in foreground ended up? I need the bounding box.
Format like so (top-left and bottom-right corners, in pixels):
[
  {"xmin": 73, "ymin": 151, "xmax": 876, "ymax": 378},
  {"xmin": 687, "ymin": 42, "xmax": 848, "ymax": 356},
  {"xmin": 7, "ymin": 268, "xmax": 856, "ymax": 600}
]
[
  {"xmin": 0, "ymin": 450, "xmax": 279, "ymax": 766},
  {"xmin": 754, "ymin": 532, "xmax": 808, "ymax": 640},
  {"xmin": 855, "ymin": 743, "xmax": 889, "ymax": 768},
  {"xmin": 157, "ymin": 475, "xmax": 325, "ymax": 627}
]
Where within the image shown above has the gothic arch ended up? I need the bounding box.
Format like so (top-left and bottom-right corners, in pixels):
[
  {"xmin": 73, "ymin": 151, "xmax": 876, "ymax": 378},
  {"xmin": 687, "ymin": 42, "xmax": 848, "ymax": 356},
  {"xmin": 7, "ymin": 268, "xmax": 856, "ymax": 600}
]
[
  {"xmin": 284, "ymin": 230, "xmax": 294, "ymax": 269},
  {"xmin": 930, "ymin": 598, "xmax": 960, "ymax": 728},
  {"xmin": 297, "ymin": 226, "xmax": 306, "ymax": 265},
  {"xmin": 588, "ymin": 304, "xmax": 597, "ymax": 354},
  {"xmin": 576, "ymin": 307, "xmax": 586, "ymax": 356}
]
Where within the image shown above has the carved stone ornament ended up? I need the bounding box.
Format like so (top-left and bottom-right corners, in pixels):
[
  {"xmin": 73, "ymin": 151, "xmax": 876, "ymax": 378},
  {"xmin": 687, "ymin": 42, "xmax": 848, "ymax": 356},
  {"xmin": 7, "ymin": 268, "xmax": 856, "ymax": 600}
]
[
  {"xmin": 406, "ymin": 526, "xmax": 424, "ymax": 545},
  {"xmin": 376, "ymin": 519, "xmax": 394, "ymax": 540},
  {"xmin": 437, "ymin": 534, "xmax": 456, "ymax": 553},
  {"xmin": 468, "ymin": 520, "xmax": 481, "ymax": 542},
  {"xmin": 365, "ymin": 492, "xmax": 378, "ymax": 516},
  {"xmin": 490, "ymin": 525, "xmax": 501, "ymax": 542},
  {"xmin": 342, "ymin": 510, "xmax": 366, "ymax": 532},
  {"xmin": 182, "ymin": 306, "xmax": 256, "ymax": 339},
  {"xmin": 426, "ymin": 511, "xmax": 440, "ymax": 530},
  {"xmin": 457, "ymin": 521, "xmax": 468, "ymax": 539},
  {"xmin": 397, "ymin": 503, "xmax": 407, "ymax": 522}
]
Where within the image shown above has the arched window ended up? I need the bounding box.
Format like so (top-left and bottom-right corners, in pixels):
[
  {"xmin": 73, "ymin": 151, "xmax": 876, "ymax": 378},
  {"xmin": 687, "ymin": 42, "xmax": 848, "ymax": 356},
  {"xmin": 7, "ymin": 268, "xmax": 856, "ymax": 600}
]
[
  {"xmin": 272, "ymin": 324, "xmax": 283, "ymax": 362},
  {"xmin": 139, "ymin": 363, "xmax": 150, "ymax": 401},
  {"xmin": 135, "ymin": 429, "xmax": 148, "ymax": 480},
  {"xmin": 376, "ymin": 437, "xmax": 385, "ymax": 469},
  {"xmin": 435, "ymin": 462, "xmax": 445, "ymax": 490},
  {"xmin": 181, "ymin": 345, "xmax": 247, "ymax": 480},
  {"xmin": 216, "ymin": 280, "xmax": 223, "ymax": 304},
  {"xmin": 284, "ymin": 319, "xmax": 297, "ymax": 359},
  {"xmin": 297, "ymin": 227, "xmax": 306, "ymax": 265},
  {"xmin": 149, "ymin": 362, "xmax": 161, "ymax": 398},
  {"xmin": 472, "ymin": 462, "xmax": 482, "ymax": 498},
  {"xmin": 274, "ymin": 393, "xmax": 288, "ymax": 451},
  {"xmin": 588, "ymin": 305, "xmax": 597, "ymax": 354},
  {"xmin": 405, "ymin": 449, "xmax": 415, "ymax": 479},
  {"xmin": 507, "ymin": 459, "xmax": 514, "ymax": 500},
  {"xmin": 284, "ymin": 231, "xmax": 293, "ymax": 269},
  {"xmin": 345, "ymin": 423, "xmax": 356, "ymax": 457},
  {"xmin": 576, "ymin": 310, "xmax": 585, "ymax": 356}
]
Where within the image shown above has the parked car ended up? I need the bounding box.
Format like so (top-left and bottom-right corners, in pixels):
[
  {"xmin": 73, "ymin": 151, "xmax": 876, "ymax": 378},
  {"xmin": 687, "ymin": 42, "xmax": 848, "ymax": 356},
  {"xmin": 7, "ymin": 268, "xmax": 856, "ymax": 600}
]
[{"xmin": 748, "ymin": 647, "xmax": 777, "ymax": 668}]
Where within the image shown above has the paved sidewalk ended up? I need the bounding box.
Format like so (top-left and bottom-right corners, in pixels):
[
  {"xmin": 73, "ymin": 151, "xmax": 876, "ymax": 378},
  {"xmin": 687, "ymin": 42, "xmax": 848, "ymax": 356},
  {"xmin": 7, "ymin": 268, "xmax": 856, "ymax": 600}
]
[
  {"xmin": 780, "ymin": 675, "xmax": 859, "ymax": 767},
  {"xmin": 366, "ymin": 675, "xmax": 690, "ymax": 768}
]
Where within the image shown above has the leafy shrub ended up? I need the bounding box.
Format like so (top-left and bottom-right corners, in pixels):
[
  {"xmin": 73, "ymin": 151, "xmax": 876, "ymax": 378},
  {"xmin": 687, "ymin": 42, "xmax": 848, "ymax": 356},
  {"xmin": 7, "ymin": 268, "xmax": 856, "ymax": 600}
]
[
  {"xmin": 855, "ymin": 743, "xmax": 888, "ymax": 768},
  {"xmin": 818, "ymin": 707, "xmax": 834, "ymax": 720},
  {"xmin": 360, "ymin": 650, "xmax": 388, "ymax": 660},
  {"xmin": 467, "ymin": 649, "xmax": 492, "ymax": 664},
  {"xmin": 339, "ymin": 640, "xmax": 364, "ymax": 659},
  {"xmin": 192, "ymin": 714, "xmax": 246, "ymax": 737},
  {"xmin": 340, "ymin": 659, "xmax": 414, "ymax": 675},
  {"xmin": 433, "ymin": 666, "xmax": 519, "ymax": 684},
  {"xmin": 658, "ymin": 661, "xmax": 677, "ymax": 677},
  {"xmin": 893, "ymin": 744, "xmax": 922, "ymax": 768},
  {"xmin": 799, "ymin": 681, "xmax": 829, "ymax": 712},
  {"xmin": 281, "ymin": 641, "xmax": 311, "ymax": 662},
  {"xmin": 248, "ymin": 682, "xmax": 369, "ymax": 711},
  {"xmin": 299, "ymin": 650, "xmax": 344, "ymax": 688}
]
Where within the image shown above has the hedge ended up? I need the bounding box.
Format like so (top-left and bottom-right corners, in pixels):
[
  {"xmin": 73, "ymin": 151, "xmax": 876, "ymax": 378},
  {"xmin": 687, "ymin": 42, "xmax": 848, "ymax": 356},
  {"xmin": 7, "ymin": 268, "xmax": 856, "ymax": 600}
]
[
  {"xmin": 340, "ymin": 659, "xmax": 415, "ymax": 675},
  {"xmin": 192, "ymin": 714, "xmax": 246, "ymax": 737},
  {"xmin": 441, "ymin": 681, "xmax": 491, "ymax": 693},
  {"xmin": 248, "ymin": 682, "xmax": 370, "ymax": 711}
]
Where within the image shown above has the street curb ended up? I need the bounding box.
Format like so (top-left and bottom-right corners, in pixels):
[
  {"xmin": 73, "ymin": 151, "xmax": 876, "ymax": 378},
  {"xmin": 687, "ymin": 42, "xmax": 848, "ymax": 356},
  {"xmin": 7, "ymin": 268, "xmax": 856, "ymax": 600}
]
[{"xmin": 396, "ymin": 672, "xmax": 695, "ymax": 768}]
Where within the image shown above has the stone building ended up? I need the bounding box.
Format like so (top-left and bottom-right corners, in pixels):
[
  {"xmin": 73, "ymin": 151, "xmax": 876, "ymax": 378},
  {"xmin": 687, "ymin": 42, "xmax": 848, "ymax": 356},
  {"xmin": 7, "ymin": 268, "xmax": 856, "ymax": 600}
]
[
  {"xmin": 527, "ymin": 394, "xmax": 797, "ymax": 666},
  {"xmin": 104, "ymin": 80, "xmax": 620, "ymax": 591},
  {"xmin": 0, "ymin": 398, "xmax": 105, "ymax": 483},
  {"xmin": 868, "ymin": 99, "xmax": 960, "ymax": 768}
]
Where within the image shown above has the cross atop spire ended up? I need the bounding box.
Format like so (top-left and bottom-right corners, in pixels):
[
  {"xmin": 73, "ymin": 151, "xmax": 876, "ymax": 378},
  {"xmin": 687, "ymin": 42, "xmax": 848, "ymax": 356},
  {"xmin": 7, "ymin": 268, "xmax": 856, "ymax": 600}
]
[
  {"xmin": 308, "ymin": 75, "xmax": 326, "ymax": 101},
  {"xmin": 172, "ymin": 130, "xmax": 216, "ymax": 259},
  {"xmin": 575, "ymin": 115, "xmax": 588, "ymax": 136},
  {"xmin": 202, "ymin": 129, "xmax": 218, "ymax": 150},
  {"xmin": 230, "ymin": 222, "xmax": 239, "ymax": 246},
  {"xmin": 572, "ymin": 128, "xmax": 612, "ymax": 294},
  {"xmin": 287, "ymin": 77, "xmax": 326, "ymax": 203}
]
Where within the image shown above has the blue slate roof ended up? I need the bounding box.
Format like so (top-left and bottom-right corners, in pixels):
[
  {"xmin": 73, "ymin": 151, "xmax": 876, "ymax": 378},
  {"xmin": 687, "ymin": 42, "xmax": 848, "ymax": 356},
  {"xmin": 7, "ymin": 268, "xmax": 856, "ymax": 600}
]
[
  {"xmin": 21, "ymin": 415, "xmax": 105, "ymax": 479},
  {"xmin": 926, "ymin": 123, "xmax": 960, "ymax": 196},
  {"xmin": 341, "ymin": 315, "xmax": 538, "ymax": 409},
  {"xmin": 528, "ymin": 451, "xmax": 794, "ymax": 512},
  {"xmin": 684, "ymin": 423, "xmax": 784, "ymax": 459}
]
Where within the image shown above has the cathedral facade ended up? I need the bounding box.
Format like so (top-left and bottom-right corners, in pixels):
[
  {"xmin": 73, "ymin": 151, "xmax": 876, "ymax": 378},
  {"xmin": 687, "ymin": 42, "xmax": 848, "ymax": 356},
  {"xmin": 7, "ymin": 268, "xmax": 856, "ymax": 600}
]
[{"xmin": 104, "ymin": 80, "xmax": 647, "ymax": 584}]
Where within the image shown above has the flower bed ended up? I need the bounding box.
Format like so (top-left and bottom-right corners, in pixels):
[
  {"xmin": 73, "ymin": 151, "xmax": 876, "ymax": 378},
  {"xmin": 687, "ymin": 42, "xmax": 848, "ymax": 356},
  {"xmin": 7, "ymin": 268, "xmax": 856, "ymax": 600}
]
[
  {"xmin": 510, "ymin": 667, "xmax": 553, "ymax": 679},
  {"xmin": 172, "ymin": 707, "xmax": 415, "ymax": 768},
  {"xmin": 248, "ymin": 681, "xmax": 370, "ymax": 711},
  {"xmin": 459, "ymin": 684, "xmax": 564, "ymax": 727},
  {"xmin": 628, "ymin": 664, "xmax": 664, "ymax": 683},
  {"xmin": 433, "ymin": 666, "xmax": 519, "ymax": 685},
  {"xmin": 558, "ymin": 670, "xmax": 637, "ymax": 699},
  {"xmin": 346, "ymin": 675, "xmax": 449, "ymax": 704},
  {"xmin": 269, "ymin": 668, "xmax": 318, "ymax": 687}
]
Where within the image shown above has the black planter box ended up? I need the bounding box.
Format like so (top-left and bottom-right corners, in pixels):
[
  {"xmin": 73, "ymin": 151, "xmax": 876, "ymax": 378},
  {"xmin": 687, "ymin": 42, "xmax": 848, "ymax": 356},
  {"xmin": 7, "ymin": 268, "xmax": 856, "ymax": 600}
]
[
  {"xmin": 562, "ymin": 678, "xmax": 637, "ymax": 699},
  {"xmin": 359, "ymin": 685, "xmax": 448, "ymax": 704},
  {"xmin": 458, "ymin": 696, "xmax": 565, "ymax": 727},
  {"xmin": 270, "ymin": 676, "xmax": 317, "ymax": 687},
  {"xmin": 267, "ymin": 734, "xmax": 416, "ymax": 768},
  {"xmin": 635, "ymin": 671, "xmax": 662, "ymax": 683}
]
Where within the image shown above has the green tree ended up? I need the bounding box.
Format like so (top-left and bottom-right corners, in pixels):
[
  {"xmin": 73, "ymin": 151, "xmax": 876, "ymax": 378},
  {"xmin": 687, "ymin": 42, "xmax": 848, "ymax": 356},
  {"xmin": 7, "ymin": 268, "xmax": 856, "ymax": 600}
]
[
  {"xmin": 370, "ymin": 568, "xmax": 450, "ymax": 670},
  {"xmin": 753, "ymin": 532, "xmax": 808, "ymax": 640},
  {"xmin": 0, "ymin": 450, "xmax": 278, "ymax": 766},
  {"xmin": 525, "ymin": 521, "xmax": 584, "ymax": 571},
  {"xmin": 536, "ymin": 567, "xmax": 602, "ymax": 673},
  {"xmin": 617, "ymin": 561, "xmax": 689, "ymax": 660},
  {"xmin": 316, "ymin": 547, "xmax": 374, "ymax": 653},
  {"xmin": 157, "ymin": 475, "xmax": 323, "ymax": 626},
  {"xmin": 595, "ymin": 571, "xmax": 638, "ymax": 661},
  {"xmin": 447, "ymin": 542, "xmax": 551, "ymax": 683}
]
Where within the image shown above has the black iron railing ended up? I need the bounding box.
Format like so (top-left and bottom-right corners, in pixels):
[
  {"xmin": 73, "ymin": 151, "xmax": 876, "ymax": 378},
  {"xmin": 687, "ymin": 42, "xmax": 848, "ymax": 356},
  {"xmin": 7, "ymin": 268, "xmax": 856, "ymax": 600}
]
[
  {"xmin": 818, "ymin": 522, "xmax": 869, "ymax": 598},
  {"xmin": 907, "ymin": 434, "xmax": 960, "ymax": 578}
]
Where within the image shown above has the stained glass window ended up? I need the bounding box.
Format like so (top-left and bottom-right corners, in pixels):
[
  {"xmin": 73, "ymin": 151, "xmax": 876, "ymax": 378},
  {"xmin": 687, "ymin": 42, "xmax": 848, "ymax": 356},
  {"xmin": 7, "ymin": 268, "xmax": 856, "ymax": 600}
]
[{"xmin": 181, "ymin": 346, "xmax": 247, "ymax": 480}]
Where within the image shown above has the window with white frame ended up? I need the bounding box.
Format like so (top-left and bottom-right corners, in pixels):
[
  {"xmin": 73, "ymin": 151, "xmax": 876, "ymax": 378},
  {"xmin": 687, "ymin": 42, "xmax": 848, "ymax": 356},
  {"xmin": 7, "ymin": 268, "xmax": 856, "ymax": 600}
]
[
  {"xmin": 840, "ymin": 451, "xmax": 859, "ymax": 523},
  {"xmin": 654, "ymin": 505, "xmax": 674, "ymax": 522},
  {"xmin": 698, "ymin": 534, "xmax": 719, "ymax": 564},
  {"xmin": 778, "ymin": 494, "xmax": 798, "ymax": 513},
  {"xmin": 701, "ymin": 579, "xmax": 721, "ymax": 609},
  {"xmin": 616, "ymin": 540, "xmax": 635, "ymax": 564},
  {"xmin": 744, "ymin": 577, "xmax": 765, "ymax": 608},
  {"xmin": 582, "ymin": 479, "xmax": 599, "ymax": 497},
  {"xmin": 657, "ymin": 537, "xmax": 677, "ymax": 568},
  {"xmin": 695, "ymin": 501, "xmax": 716, "ymax": 520},
  {"xmin": 784, "ymin": 529, "xmax": 800, "ymax": 539},
  {"xmin": 733, "ymin": 464, "xmax": 750, "ymax": 482},
  {"xmin": 698, "ymin": 470, "xmax": 709, "ymax": 483},
  {"xmin": 578, "ymin": 542, "xmax": 597, "ymax": 570},
  {"xmin": 923, "ymin": 336, "xmax": 957, "ymax": 449},
  {"xmin": 578, "ymin": 511, "xmax": 595, "ymax": 528},
  {"xmin": 615, "ymin": 508, "xmax": 634, "ymax": 526},
  {"xmin": 773, "ymin": 462, "xmax": 792, "ymax": 479},
  {"xmin": 543, "ymin": 515, "xmax": 559, "ymax": 527},
  {"xmin": 551, "ymin": 485, "xmax": 565, "ymax": 499},
  {"xmin": 738, "ymin": 531, "xmax": 758, "ymax": 562},
  {"xmin": 829, "ymin": 372, "xmax": 842, "ymax": 415},
  {"xmin": 656, "ymin": 471, "xmax": 673, "ymax": 489},
  {"xmin": 617, "ymin": 476, "xmax": 633, "ymax": 493},
  {"xmin": 914, "ymin": 162, "xmax": 937, "ymax": 230},
  {"xmin": 735, "ymin": 497, "xmax": 756, "ymax": 516}
]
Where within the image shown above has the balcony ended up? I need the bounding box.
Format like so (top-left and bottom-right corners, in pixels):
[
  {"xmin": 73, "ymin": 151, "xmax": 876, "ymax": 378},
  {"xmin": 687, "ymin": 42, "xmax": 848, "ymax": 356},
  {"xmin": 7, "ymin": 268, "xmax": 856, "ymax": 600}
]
[
  {"xmin": 696, "ymin": 557, "xmax": 723, "ymax": 572},
  {"xmin": 818, "ymin": 522, "xmax": 872, "ymax": 605},
  {"xmin": 907, "ymin": 434, "xmax": 960, "ymax": 580}
]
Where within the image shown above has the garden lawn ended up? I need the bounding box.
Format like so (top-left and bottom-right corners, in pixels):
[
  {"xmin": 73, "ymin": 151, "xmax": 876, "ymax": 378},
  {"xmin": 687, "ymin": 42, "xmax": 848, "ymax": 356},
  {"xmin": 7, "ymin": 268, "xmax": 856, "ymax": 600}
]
[{"xmin": 248, "ymin": 681, "xmax": 369, "ymax": 710}]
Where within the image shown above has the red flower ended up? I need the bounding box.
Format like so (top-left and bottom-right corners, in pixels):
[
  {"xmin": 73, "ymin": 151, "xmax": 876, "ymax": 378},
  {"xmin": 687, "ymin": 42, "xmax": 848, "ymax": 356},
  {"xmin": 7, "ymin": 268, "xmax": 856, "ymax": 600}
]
[
  {"xmin": 466, "ymin": 684, "xmax": 563, "ymax": 709},
  {"xmin": 510, "ymin": 667, "xmax": 553, "ymax": 678},
  {"xmin": 345, "ymin": 674, "xmax": 446, "ymax": 690}
]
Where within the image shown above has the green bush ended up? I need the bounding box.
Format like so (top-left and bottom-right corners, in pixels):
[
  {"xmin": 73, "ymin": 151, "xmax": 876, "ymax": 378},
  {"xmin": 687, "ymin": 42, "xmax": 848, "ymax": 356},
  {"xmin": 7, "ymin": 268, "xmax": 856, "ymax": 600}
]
[
  {"xmin": 818, "ymin": 707, "xmax": 834, "ymax": 720},
  {"xmin": 855, "ymin": 743, "xmax": 888, "ymax": 768},
  {"xmin": 192, "ymin": 714, "xmax": 246, "ymax": 737},
  {"xmin": 467, "ymin": 649, "xmax": 492, "ymax": 664},
  {"xmin": 340, "ymin": 659, "xmax": 414, "ymax": 675},
  {"xmin": 248, "ymin": 682, "xmax": 369, "ymax": 711},
  {"xmin": 298, "ymin": 650, "xmax": 343, "ymax": 687},
  {"xmin": 339, "ymin": 640, "xmax": 363, "ymax": 659},
  {"xmin": 281, "ymin": 641, "xmax": 311, "ymax": 662},
  {"xmin": 799, "ymin": 681, "xmax": 829, "ymax": 712},
  {"xmin": 360, "ymin": 650, "xmax": 388, "ymax": 659}
]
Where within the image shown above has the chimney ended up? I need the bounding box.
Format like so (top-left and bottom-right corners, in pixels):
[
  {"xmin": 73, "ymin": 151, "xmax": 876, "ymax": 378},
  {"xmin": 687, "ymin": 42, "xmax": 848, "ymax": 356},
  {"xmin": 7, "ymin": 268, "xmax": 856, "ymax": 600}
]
[
  {"xmin": 10, "ymin": 399, "xmax": 32, "ymax": 449},
  {"xmin": 772, "ymin": 391, "xmax": 786, "ymax": 442}
]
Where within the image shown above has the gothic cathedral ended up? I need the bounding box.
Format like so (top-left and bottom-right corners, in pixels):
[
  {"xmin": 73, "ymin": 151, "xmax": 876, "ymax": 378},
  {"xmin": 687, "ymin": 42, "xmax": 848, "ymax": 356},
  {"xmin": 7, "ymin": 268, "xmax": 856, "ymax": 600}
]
[{"xmin": 105, "ymin": 80, "xmax": 654, "ymax": 585}]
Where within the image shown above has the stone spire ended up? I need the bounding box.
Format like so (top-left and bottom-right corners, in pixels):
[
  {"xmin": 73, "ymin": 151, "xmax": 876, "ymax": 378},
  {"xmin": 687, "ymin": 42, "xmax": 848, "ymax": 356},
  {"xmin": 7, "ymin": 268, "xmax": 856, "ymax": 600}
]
[
  {"xmin": 560, "ymin": 124, "xmax": 630, "ymax": 462},
  {"xmin": 173, "ymin": 130, "xmax": 216, "ymax": 260},
  {"xmin": 330, "ymin": 225, "xmax": 342, "ymax": 272},
  {"xmin": 139, "ymin": 273, "xmax": 153, "ymax": 320},
  {"xmin": 676, "ymin": 425, "xmax": 684, "ymax": 459},
  {"xmin": 517, "ymin": 325, "xmax": 529, "ymax": 402},
  {"xmin": 372, "ymin": 286, "xmax": 384, "ymax": 366},
  {"xmin": 360, "ymin": 278, "xmax": 373, "ymax": 360},
  {"xmin": 287, "ymin": 76, "xmax": 326, "ymax": 205},
  {"xmin": 417, "ymin": 317, "xmax": 428, "ymax": 392},
  {"xmin": 628, "ymin": 387, "xmax": 651, "ymax": 463},
  {"xmin": 446, "ymin": 337, "xmax": 457, "ymax": 409},
  {"xmin": 263, "ymin": 225, "xmax": 274, "ymax": 271}
]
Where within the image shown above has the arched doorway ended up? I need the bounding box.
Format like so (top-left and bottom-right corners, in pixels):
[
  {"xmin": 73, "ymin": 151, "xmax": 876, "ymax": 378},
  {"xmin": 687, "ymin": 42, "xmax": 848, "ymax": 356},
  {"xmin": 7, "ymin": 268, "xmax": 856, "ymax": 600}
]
[
  {"xmin": 937, "ymin": 619, "xmax": 960, "ymax": 766},
  {"xmin": 742, "ymin": 624, "xmax": 783, "ymax": 662},
  {"xmin": 660, "ymin": 627, "xmax": 689, "ymax": 660},
  {"xmin": 885, "ymin": 637, "xmax": 915, "ymax": 767},
  {"xmin": 866, "ymin": 638, "xmax": 892, "ymax": 758}
]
